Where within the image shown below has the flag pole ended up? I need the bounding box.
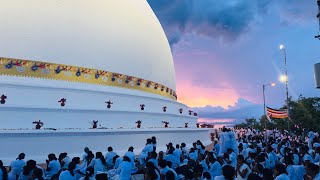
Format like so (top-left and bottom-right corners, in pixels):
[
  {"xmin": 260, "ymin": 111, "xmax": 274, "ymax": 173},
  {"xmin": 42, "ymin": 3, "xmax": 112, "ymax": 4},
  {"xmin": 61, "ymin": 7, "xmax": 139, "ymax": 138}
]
[
  {"xmin": 263, "ymin": 84, "xmax": 267, "ymax": 140},
  {"xmin": 279, "ymin": 44, "xmax": 290, "ymax": 132},
  {"xmin": 262, "ymin": 83, "xmax": 275, "ymax": 140}
]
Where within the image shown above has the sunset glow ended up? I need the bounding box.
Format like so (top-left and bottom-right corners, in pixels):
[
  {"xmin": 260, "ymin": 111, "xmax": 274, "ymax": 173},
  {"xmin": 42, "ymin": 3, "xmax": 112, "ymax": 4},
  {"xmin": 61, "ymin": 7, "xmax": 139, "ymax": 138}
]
[
  {"xmin": 149, "ymin": 0, "xmax": 320, "ymax": 111},
  {"xmin": 177, "ymin": 81, "xmax": 239, "ymax": 108}
]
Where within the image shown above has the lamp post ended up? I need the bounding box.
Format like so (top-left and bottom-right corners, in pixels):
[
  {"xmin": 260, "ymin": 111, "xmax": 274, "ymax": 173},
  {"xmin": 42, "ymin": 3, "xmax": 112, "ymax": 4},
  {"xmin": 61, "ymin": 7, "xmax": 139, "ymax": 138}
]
[
  {"xmin": 263, "ymin": 83, "xmax": 275, "ymax": 140},
  {"xmin": 315, "ymin": 0, "xmax": 320, "ymax": 39},
  {"xmin": 279, "ymin": 44, "xmax": 290, "ymax": 132}
]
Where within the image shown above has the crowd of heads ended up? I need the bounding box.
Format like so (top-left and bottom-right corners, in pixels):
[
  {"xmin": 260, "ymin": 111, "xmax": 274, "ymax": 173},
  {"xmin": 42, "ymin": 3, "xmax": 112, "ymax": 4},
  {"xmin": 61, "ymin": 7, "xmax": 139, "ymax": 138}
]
[
  {"xmin": 2, "ymin": 128, "xmax": 320, "ymax": 179},
  {"xmin": 0, "ymin": 135, "xmax": 209, "ymax": 180},
  {"xmin": 213, "ymin": 127, "xmax": 320, "ymax": 180}
]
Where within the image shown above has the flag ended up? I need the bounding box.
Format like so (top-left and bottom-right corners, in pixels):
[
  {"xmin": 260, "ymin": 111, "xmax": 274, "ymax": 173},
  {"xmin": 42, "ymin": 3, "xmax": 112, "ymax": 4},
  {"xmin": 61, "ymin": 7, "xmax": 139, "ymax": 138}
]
[{"xmin": 266, "ymin": 106, "xmax": 288, "ymax": 119}]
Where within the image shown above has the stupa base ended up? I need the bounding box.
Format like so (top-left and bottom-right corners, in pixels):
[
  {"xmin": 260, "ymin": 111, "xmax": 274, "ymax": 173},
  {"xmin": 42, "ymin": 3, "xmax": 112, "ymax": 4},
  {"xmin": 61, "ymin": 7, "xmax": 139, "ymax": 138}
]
[{"xmin": 0, "ymin": 128, "xmax": 211, "ymax": 165}]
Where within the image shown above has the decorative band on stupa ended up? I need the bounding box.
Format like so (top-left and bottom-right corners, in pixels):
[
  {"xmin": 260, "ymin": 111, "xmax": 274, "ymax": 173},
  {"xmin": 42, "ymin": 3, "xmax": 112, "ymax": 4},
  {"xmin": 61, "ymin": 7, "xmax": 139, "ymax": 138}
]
[{"xmin": 0, "ymin": 57, "xmax": 177, "ymax": 100}]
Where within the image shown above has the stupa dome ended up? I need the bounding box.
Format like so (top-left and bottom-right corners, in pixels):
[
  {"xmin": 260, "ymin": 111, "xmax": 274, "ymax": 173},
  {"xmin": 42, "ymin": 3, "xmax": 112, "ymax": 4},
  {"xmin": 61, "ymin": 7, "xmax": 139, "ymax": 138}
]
[
  {"xmin": 0, "ymin": 0, "xmax": 197, "ymax": 130},
  {"xmin": 0, "ymin": 0, "xmax": 176, "ymax": 91},
  {"xmin": 0, "ymin": 0, "xmax": 201, "ymax": 166}
]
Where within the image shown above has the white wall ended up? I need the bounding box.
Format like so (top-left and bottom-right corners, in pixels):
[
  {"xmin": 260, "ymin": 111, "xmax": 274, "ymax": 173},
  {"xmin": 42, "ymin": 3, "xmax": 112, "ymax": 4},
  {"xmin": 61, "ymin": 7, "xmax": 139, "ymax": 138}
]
[
  {"xmin": 0, "ymin": 129, "xmax": 211, "ymax": 165},
  {"xmin": 0, "ymin": 78, "xmax": 197, "ymax": 129},
  {"xmin": 0, "ymin": 108, "xmax": 197, "ymax": 129}
]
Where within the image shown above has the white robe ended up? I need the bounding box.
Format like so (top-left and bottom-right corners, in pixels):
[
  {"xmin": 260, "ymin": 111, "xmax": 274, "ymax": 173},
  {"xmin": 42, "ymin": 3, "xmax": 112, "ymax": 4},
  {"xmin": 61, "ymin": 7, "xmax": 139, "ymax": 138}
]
[
  {"xmin": 59, "ymin": 170, "xmax": 76, "ymax": 180},
  {"xmin": 236, "ymin": 163, "xmax": 251, "ymax": 180},
  {"xmin": 209, "ymin": 161, "xmax": 222, "ymax": 179},
  {"xmin": 124, "ymin": 151, "xmax": 135, "ymax": 167},
  {"xmin": 139, "ymin": 144, "xmax": 153, "ymax": 164},
  {"xmin": 219, "ymin": 131, "xmax": 238, "ymax": 155},
  {"xmin": 8, "ymin": 159, "xmax": 25, "ymax": 180},
  {"xmin": 46, "ymin": 160, "xmax": 61, "ymax": 178},
  {"xmin": 308, "ymin": 131, "xmax": 315, "ymax": 150},
  {"xmin": 116, "ymin": 161, "xmax": 132, "ymax": 180},
  {"xmin": 89, "ymin": 158, "xmax": 107, "ymax": 174}
]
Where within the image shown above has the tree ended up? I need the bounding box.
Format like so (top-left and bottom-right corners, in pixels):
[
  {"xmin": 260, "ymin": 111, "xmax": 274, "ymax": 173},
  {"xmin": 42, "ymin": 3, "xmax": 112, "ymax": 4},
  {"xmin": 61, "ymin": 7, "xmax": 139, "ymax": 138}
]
[
  {"xmin": 235, "ymin": 96, "xmax": 320, "ymax": 135},
  {"xmin": 259, "ymin": 115, "xmax": 275, "ymax": 130},
  {"xmin": 235, "ymin": 117, "xmax": 262, "ymax": 129},
  {"xmin": 289, "ymin": 96, "xmax": 320, "ymax": 131},
  {"xmin": 267, "ymin": 96, "xmax": 320, "ymax": 133}
]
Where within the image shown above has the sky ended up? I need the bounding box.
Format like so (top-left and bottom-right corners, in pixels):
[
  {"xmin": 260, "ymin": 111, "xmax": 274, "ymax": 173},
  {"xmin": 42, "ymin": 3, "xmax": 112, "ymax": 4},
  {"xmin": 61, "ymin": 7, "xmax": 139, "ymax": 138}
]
[{"xmin": 148, "ymin": 0, "xmax": 320, "ymax": 116}]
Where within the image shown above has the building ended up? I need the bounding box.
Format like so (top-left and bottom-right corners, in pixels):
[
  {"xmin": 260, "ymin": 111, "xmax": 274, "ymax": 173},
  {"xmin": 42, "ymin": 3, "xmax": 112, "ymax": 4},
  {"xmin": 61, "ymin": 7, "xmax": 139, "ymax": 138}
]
[{"xmin": 0, "ymin": 0, "xmax": 198, "ymax": 129}]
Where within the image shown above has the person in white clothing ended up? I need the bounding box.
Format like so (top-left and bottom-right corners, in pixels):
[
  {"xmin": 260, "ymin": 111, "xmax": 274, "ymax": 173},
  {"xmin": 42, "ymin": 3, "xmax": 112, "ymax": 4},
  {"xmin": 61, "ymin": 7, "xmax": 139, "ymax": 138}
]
[
  {"xmin": 113, "ymin": 155, "xmax": 123, "ymax": 169},
  {"xmin": 45, "ymin": 154, "xmax": 61, "ymax": 179},
  {"xmin": 219, "ymin": 128, "xmax": 238, "ymax": 155},
  {"xmin": 274, "ymin": 163, "xmax": 290, "ymax": 180},
  {"xmin": 236, "ymin": 155, "xmax": 251, "ymax": 180},
  {"xmin": 173, "ymin": 144, "xmax": 182, "ymax": 163},
  {"xmin": 145, "ymin": 162, "xmax": 160, "ymax": 180},
  {"xmin": 82, "ymin": 147, "xmax": 90, "ymax": 161},
  {"xmin": 208, "ymin": 156, "xmax": 222, "ymax": 179},
  {"xmin": 31, "ymin": 167, "xmax": 44, "ymax": 180},
  {"xmin": 79, "ymin": 166, "xmax": 95, "ymax": 180},
  {"xmin": 266, "ymin": 147, "xmax": 276, "ymax": 169},
  {"xmin": 81, "ymin": 151, "xmax": 94, "ymax": 168},
  {"xmin": 105, "ymin": 146, "xmax": 117, "ymax": 167},
  {"xmin": 18, "ymin": 160, "xmax": 37, "ymax": 180},
  {"xmin": 105, "ymin": 146, "xmax": 117, "ymax": 163},
  {"xmin": 198, "ymin": 154, "xmax": 208, "ymax": 172},
  {"xmin": 164, "ymin": 148, "xmax": 179, "ymax": 169},
  {"xmin": 88, "ymin": 152, "xmax": 107, "ymax": 175},
  {"xmin": 8, "ymin": 153, "xmax": 26, "ymax": 180},
  {"xmin": 304, "ymin": 163, "xmax": 320, "ymax": 180},
  {"xmin": 151, "ymin": 136, "xmax": 157, "ymax": 152},
  {"xmin": 189, "ymin": 148, "xmax": 198, "ymax": 161},
  {"xmin": 226, "ymin": 148, "xmax": 237, "ymax": 168},
  {"xmin": 59, "ymin": 162, "xmax": 77, "ymax": 180},
  {"xmin": 139, "ymin": 139, "xmax": 154, "ymax": 165},
  {"xmin": 180, "ymin": 143, "xmax": 189, "ymax": 159},
  {"xmin": 308, "ymin": 130, "xmax": 315, "ymax": 150},
  {"xmin": 59, "ymin": 152, "xmax": 71, "ymax": 169},
  {"xmin": 148, "ymin": 151, "xmax": 158, "ymax": 168},
  {"xmin": 283, "ymin": 156, "xmax": 296, "ymax": 180},
  {"xmin": 214, "ymin": 165, "xmax": 236, "ymax": 180},
  {"xmin": 124, "ymin": 146, "xmax": 136, "ymax": 167},
  {"xmin": 116, "ymin": 156, "xmax": 133, "ymax": 180},
  {"xmin": 158, "ymin": 159, "xmax": 178, "ymax": 180},
  {"xmin": 0, "ymin": 160, "xmax": 8, "ymax": 180}
]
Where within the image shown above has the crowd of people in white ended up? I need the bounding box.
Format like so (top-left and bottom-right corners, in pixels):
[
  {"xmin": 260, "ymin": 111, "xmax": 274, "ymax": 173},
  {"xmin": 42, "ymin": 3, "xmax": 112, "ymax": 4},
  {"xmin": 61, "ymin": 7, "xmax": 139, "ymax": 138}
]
[{"xmin": 0, "ymin": 127, "xmax": 320, "ymax": 180}]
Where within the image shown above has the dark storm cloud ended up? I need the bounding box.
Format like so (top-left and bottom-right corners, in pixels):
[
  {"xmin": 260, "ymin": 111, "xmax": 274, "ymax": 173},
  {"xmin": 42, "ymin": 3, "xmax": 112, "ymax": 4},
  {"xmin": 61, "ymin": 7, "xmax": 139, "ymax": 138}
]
[
  {"xmin": 148, "ymin": 0, "xmax": 320, "ymax": 116},
  {"xmin": 148, "ymin": 0, "xmax": 271, "ymax": 46},
  {"xmin": 194, "ymin": 99, "xmax": 263, "ymax": 119},
  {"xmin": 276, "ymin": 0, "xmax": 316, "ymax": 25}
]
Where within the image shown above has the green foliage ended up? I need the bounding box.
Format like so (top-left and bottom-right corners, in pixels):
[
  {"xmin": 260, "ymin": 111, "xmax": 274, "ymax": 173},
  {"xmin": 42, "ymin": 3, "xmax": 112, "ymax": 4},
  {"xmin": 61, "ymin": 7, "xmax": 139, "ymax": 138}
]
[
  {"xmin": 235, "ymin": 117, "xmax": 262, "ymax": 130},
  {"xmin": 235, "ymin": 96, "xmax": 320, "ymax": 134},
  {"xmin": 259, "ymin": 115, "xmax": 275, "ymax": 130},
  {"xmin": 288, "ymin": 96, "xmax": 320, "ymax": 131}
]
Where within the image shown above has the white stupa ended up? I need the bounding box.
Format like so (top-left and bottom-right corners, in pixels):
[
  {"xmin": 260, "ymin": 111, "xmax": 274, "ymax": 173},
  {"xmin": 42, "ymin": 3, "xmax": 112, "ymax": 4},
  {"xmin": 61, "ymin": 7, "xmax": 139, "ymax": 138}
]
[
  {"xmin": 0, "ymin": 1, "xmax": 208, "ymax": 165},
  {"xmin": 0, "ymin": 0, "xmax": 198, "ymax": 129}
]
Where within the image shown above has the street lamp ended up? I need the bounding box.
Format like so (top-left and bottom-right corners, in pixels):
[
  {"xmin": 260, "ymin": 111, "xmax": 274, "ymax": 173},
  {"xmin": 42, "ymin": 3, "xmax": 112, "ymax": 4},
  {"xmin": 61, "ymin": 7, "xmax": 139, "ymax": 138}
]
[
  {"xmin": 279, "ymin": 75, "xmax": 288, "ymax": 83},
  {"xmin": 315, "ymin": 0, "xmax": 320, "ymax": 39},
  {"xmin": 263, "ymin": 83, "xmax": 275, "ymax": 140},
  {"xmin": 279, "ymin": 44, "xmax": 290, "ymax": 131}
]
